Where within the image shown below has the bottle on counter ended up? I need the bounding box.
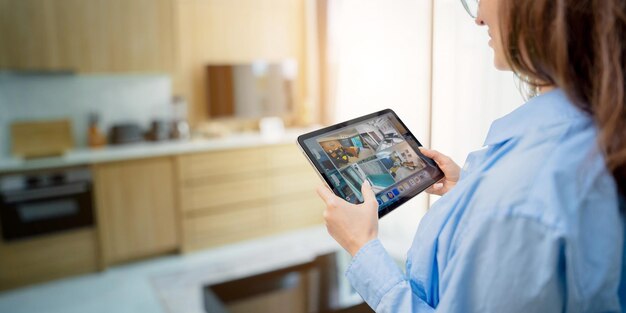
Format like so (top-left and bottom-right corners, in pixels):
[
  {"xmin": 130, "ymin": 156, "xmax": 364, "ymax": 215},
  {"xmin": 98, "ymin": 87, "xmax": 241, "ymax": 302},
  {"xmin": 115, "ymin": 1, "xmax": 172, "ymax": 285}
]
[
  {"xmin": 170, "ymin": 95, "xmax": 191, "ymax": 140},
  {"xmin": 87, "ymin": 112, "xmax": 107, "ymax": 148}
]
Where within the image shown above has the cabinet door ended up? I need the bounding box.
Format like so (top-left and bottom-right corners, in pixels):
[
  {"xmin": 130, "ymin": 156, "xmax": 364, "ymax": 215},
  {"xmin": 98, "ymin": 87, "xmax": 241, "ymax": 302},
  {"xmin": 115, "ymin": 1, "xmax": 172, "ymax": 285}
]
[
  {"xmin": 176, "ymin": 144, "xmax": 324, "ymax": 252},
  {"xmin": 93, "ymin": 157, "xmax": 178, "ymax": 265},
  {"xmin": 0, "ymin": 228, "xmax": 98, "ymax": 291},
  {"xmin": 0, "ymin": 0, "xmax": 175, "ymax": 72}
]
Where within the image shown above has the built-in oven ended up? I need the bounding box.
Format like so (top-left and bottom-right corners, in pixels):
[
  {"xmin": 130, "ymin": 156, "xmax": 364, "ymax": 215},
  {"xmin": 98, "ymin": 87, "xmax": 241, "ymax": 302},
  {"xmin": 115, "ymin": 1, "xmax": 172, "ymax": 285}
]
[{"xmin": 0, "ymin": 166, "xmax": 94, "ymax": 241}]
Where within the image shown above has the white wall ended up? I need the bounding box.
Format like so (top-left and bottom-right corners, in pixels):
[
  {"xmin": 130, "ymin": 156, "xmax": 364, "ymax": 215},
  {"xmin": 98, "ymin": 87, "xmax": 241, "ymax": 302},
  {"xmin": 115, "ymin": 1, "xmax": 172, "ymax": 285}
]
[
  {"xmin": 327, "ymin": 0, "xmax": 434, "ymax": 257},
  {"xmin": 0, "ymin": 73, "xmax": 172, "ymax": 157},
  {"xmin": 431, "ymin": 0, "xmax": 524, "ymax": 168},
  {"xmin": 326, "ymin": 0, "xmax": 526, "ymax": 256}
]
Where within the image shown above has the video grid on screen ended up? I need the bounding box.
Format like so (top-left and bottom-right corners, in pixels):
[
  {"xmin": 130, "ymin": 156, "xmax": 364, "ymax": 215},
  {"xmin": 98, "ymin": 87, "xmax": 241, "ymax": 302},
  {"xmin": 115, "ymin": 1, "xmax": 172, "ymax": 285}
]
[{"xmin": 304, "ymin": 113, "xmax": 437, "ymax": 209}]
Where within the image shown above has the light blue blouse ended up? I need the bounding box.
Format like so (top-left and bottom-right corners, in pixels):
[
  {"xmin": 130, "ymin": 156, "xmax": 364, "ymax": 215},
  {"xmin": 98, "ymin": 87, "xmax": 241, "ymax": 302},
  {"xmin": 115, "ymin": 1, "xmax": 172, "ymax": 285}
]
[{"xmin": 346, "ymin": 89, "xmax": 625, "ymax": 312}]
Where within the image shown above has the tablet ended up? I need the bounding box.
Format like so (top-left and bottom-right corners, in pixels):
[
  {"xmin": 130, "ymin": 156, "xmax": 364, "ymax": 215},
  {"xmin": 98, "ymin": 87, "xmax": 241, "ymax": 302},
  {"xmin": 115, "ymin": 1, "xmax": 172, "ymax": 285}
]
[{"xmin": 297, "ymin": 109, "xmax": 444, "ymax": 218}]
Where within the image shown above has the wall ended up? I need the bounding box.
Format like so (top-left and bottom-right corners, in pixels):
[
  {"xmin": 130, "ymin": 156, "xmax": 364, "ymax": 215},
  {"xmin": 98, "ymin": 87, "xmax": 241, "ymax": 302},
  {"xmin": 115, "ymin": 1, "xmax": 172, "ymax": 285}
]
[
  {"xmin": 0, "ymin": 73, "xmax": 172, "ymax": 157},
  {"xmin": 431, "ymin": 0, "xmax": 524, "ymax": 167},
  {"xmin": 325, "ymin": 0, "xmax": 434, "ymax": 256},
  {"xmin": 429, "ymin": 0, "xmax": 525, "ymax": 207}
]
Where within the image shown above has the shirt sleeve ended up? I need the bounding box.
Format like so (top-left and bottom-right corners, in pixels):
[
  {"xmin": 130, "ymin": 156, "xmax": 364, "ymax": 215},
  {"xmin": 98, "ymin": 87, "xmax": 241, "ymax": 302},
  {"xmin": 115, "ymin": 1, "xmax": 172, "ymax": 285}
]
[
  {"xmin": 346, "ymin": 215, "xmax": 566, "ymax": 312},
  {"xmin": 345, "ymin": 239, "xmax": 435, "ymax": 312}
]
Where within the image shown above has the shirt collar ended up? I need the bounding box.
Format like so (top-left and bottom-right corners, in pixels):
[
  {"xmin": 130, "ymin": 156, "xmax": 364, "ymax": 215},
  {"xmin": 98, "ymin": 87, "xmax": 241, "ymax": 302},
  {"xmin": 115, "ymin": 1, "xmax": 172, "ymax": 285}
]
[{"xmin": 484, "ymin": 89, "xmax": 589, "ymax": 146}]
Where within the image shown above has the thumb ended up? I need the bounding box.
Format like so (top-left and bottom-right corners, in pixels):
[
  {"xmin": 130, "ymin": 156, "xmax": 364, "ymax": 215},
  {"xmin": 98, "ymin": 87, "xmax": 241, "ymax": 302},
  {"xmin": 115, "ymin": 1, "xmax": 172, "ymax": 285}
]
[
  {"xmin": 419, "ymin": 147, "xmax": 448, "ymax": 166},
  {"xmin": 316, "ymin": 185, "xmax": 338, "ymax": 205},
  {"xmin": 361, "ymin": 181, "xmax": 377, "ymax": 206}
]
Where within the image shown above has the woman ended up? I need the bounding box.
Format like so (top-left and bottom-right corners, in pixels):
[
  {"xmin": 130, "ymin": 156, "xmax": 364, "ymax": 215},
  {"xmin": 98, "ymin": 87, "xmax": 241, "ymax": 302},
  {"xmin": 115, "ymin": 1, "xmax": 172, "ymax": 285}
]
[{"xmin": 316, "ymin": 0, "xmax": 626, "ymax": 311}]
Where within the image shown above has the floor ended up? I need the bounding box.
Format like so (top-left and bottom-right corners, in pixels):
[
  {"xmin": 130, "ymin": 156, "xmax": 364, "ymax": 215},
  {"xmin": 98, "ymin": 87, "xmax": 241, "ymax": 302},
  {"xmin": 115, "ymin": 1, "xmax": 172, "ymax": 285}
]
[
  {"xmin": 0, "ymin": 226, "xmax": 342, "ymax": 313},
  {"xmin": 0, "ymin": 222, "xmax": 413, "ymax": 313}
]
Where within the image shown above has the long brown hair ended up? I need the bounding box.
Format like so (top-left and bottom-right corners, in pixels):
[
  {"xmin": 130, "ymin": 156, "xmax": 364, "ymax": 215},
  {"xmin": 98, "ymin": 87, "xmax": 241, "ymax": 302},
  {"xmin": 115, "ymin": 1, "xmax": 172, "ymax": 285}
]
[{"xmin": 499, "ymin": 0, "xmax": 626, "ymax": 199}]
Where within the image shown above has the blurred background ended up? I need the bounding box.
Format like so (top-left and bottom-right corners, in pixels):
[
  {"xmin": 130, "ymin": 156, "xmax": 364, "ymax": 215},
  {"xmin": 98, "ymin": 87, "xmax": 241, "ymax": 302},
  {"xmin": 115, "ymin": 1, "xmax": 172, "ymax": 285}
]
[{"xmin": 0, "ymin": 0, "xmax": 523, "ymax": 312}]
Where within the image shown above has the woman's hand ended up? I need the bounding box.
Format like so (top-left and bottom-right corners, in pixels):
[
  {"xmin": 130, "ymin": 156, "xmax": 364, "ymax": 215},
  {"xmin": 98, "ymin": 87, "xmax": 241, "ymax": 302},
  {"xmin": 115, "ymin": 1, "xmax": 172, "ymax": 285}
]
[
  {"xmin": 316, "ymin": 181, "xmax": 379, "ymax": 257},
  {"xmin": 419, "ymin": 147, "xmax": 461, "ymax": 196}
]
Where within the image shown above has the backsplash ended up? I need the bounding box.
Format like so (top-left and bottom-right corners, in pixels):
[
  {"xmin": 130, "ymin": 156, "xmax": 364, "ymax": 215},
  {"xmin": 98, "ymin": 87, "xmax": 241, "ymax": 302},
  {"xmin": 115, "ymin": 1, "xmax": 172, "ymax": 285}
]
[{"xmin": 0, "ymin": 73, "xmax": 172, "ymax": 157}]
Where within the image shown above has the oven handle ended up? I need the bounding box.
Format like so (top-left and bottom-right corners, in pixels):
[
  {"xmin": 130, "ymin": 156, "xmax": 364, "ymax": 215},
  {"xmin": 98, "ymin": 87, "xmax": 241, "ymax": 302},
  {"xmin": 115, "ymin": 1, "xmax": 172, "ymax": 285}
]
[{"xmin": 2, "ymin": 183, "xmax": 89, "ymax": 203}]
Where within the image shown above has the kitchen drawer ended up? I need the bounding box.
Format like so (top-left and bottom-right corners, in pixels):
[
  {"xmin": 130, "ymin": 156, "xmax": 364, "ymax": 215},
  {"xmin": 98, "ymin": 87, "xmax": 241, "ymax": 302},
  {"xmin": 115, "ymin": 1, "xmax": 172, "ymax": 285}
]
[
  {"xmin": 270, "ymin": 168, "xmax": 320, "ymax": 196},
  {"xmin": 180, "ymin": 175, "xmax": 270, "ymax": 212},
  {"xmin": 182, "ymin": 204, "xmax": 272, "ymax": 251},
  {"xmin": 0, "ymin": 228, "xmax": 98, "ymax": 291},
  {"xmin": 266, "ymin": 144, "xmax": 309, "ymax": 170},
  {"xmin": 269, "ymin": 195, "xmax": 323, "ymax": 230},
  {"xmin": 177, "ymin": 147, "xmax": 268, "ymax": 182}
]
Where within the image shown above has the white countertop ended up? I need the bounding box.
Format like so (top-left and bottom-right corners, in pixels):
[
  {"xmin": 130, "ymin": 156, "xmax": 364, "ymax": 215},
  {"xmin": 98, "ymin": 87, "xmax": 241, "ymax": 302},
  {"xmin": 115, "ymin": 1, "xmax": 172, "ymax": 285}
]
[{"xmin": 0, "ymin": 128, "xmax": 314, "ymax": 173}]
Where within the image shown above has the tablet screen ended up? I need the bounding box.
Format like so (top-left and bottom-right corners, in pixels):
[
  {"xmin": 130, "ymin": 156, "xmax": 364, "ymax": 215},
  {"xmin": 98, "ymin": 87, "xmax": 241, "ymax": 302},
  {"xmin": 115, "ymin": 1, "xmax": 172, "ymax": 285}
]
[{"xmin": 298, "ymin": 109, "xmax": 443, "ymax": 217}]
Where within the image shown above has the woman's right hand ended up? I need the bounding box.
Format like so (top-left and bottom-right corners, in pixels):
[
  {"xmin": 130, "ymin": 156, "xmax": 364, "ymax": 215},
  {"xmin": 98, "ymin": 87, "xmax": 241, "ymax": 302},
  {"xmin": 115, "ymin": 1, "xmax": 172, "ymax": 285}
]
[{"xmin": 419, "ymin": 147, "xmax": 461, "ymax": 196}]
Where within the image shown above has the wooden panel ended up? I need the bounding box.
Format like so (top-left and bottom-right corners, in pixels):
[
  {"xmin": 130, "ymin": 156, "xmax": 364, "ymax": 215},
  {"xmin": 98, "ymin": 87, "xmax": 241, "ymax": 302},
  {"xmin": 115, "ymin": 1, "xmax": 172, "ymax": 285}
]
[
  {"xmin": 270, "ymin": 168, "xmax": 320, "ymax": 196},
  {"xmin": 269, "ymin": 195, "xmax": 323, "ymax": 231},
  {"xmin": 266, "ymin": 144, "xmax": 311, "ymax": 169},
  {"xmin": 93, "ymin": 157, "xmax": 179, "ymax": 265},
  {"xmin": 10, "ymin": 119, "xmax": 74, "ymax": 158},
  {"xmin": 182, "ymin": 204, "xmax": 271, "ymax": 251},
  {"xmin": 0, "ymin": 228, "xmax": 98, "ymax": 291},
  {"xmin": 181, "ymin": 175, "xmax": 270, "ymax": 212},
  {"xmin": 0, "ymin": 0, "xmax": 312, "ymax": 127},
  {"xmin": 177, "ymin": 147, "xmax": 268, "ymax": 182},
  {"xmin": 182, "ymin": 193, "xmax": 321, "ymax": 252},
  {"xmin": 0, "ymin": 0, "xmax": 175, "ymax": 72},
  {"xmin": 206, "ymin": 65, "xmax": 235, "ymax": 117},
  {"xmin": 173, "ymin": 0, "xmax": 308, "ymax": 125},
  {"xmin": 177, "ymin": 144, "xmax": 324, "ymax": 252}
]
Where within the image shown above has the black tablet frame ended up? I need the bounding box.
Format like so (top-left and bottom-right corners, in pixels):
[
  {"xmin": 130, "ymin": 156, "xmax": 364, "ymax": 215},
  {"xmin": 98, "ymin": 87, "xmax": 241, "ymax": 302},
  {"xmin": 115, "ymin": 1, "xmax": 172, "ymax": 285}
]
[{"xmin": 297, "ymin": 109, "xmax": 445, "ymax": 218}]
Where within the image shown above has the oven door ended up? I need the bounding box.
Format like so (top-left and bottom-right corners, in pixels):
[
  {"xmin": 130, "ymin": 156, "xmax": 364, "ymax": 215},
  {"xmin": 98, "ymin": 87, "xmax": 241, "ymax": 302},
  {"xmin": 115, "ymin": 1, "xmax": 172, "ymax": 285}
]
[{"xmin": 0, "ymin": 182, "xmax": 94, "ymax": 241}]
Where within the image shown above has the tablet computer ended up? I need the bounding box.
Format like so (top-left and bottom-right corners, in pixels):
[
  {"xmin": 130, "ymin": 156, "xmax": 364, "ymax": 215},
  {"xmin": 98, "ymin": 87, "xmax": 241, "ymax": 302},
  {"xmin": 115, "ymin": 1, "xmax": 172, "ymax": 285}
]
[{"xmin": 297, "ymin": 109, "xmax": 444, "ymax": 218}]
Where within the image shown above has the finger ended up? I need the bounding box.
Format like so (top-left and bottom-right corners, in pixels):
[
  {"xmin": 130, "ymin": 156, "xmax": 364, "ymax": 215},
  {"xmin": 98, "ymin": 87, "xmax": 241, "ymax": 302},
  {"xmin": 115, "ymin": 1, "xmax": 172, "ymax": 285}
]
[
  {"xmin": 316, "ymin": 185, "xmax": 339, "ymax": 206},
  {"xmin": 425, "ymin": 182, "xmax": 444, "ymax": 195},
  {"xmin": 425, "ymin": 190, "xmax": 442, "ymax": 196},
  {"xmin": 419, "ymin": 147, "xmax": 451, "ymax": 166},
  {"xmin": 360, "ymin": 181, "xmax": 377, "ymax": 206}
]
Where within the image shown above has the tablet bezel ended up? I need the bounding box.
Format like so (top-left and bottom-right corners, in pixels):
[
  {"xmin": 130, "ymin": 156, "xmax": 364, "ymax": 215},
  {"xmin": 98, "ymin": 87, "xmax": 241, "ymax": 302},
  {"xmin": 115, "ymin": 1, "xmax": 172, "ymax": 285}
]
[{"xmin": 297, "ymin": 108, "xmax": 445, "ymax": 218}]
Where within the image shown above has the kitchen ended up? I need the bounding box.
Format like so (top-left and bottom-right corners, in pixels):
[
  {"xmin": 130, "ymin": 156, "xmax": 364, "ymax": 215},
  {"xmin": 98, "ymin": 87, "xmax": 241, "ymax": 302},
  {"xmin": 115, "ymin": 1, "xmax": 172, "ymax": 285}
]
[{"xmin": 0, "ymin": 0, "xmax": 523, "ymax": 312}]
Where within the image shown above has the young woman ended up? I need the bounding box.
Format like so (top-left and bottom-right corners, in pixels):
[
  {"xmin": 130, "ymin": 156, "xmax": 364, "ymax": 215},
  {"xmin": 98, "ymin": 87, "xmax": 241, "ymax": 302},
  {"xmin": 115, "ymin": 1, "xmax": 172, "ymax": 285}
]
[{"xmin": 316, "ymin": 0, "xmax": 626, "ymax": 311}]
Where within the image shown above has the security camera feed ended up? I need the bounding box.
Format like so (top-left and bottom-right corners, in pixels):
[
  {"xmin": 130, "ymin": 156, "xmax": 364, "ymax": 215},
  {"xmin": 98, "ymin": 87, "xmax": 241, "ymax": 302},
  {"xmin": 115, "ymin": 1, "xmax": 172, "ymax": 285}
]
[{"xmin": 302, "ymin": 112, "xmax": 441, "ymax": 210}]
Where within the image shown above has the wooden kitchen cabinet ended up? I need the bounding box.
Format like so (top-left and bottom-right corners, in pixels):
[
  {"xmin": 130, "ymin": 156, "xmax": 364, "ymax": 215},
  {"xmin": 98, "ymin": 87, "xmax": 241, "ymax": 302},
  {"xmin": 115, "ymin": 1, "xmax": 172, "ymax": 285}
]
[
  {"xmin": 0, "ymin": 228, "xmax": 98, "ymax": 291},
  {"xmin": 0, "ymin": 0, "xmax": 175, "ymax": 73},
  {"xmin": 0, "ymin": 0, "xmax": 310, "ymax": 126},
  {"xmin": 176, "ymin": 144, "xmax": 323, "ymax": 252},
  {"xmin": 93, "ymin": 157, "xmax": 179, "ymax": 265}
]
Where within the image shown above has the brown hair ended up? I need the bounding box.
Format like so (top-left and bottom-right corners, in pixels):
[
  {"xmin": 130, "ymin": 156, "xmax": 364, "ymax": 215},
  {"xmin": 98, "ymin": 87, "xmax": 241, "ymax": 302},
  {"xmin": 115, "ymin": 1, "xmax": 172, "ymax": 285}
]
[{"xmin": 499, "ymin": 0, "xmax": 626, "ymax": 199}]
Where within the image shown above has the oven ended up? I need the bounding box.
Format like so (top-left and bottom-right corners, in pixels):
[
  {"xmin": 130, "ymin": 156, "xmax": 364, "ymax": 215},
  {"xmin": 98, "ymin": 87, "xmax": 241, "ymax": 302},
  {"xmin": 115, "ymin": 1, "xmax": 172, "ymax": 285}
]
[{"xmin": 0, "ymin": 167, "xmax": 94, "ymax": 241}]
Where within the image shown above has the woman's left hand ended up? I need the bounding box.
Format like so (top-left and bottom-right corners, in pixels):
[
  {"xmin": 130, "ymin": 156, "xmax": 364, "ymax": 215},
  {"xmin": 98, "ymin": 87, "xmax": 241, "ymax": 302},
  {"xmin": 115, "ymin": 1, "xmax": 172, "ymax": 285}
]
[{"xmin": 316, "ymin": 181, "xmax": 379, "ymax": 256}]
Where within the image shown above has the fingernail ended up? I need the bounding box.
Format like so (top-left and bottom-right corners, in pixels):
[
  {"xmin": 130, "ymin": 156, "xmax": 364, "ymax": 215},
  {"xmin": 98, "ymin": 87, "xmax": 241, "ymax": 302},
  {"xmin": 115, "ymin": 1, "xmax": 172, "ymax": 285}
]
[{"xmin": 434, "ymin": 183, "xmax": 443, "ymax": 189}]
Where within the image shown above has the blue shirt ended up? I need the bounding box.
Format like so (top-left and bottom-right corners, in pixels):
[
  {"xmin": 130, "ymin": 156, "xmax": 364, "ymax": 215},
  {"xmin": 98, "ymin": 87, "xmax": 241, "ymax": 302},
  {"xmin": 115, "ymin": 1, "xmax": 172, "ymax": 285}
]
[{"xmin": 346, "ymin": 89, "xmax": 625, "ymax": 312}]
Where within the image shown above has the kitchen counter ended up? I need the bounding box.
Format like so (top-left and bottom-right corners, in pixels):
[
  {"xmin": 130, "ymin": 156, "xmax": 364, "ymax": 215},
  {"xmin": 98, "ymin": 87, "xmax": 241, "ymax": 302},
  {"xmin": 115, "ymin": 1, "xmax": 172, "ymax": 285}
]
[{"xmin": 0, "ymin": 128, "xmax": 315, "ymax": 173}]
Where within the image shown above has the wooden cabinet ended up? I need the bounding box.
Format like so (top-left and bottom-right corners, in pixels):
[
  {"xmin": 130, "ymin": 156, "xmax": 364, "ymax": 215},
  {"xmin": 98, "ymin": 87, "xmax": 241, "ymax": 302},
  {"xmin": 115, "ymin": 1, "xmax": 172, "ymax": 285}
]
[
  {"xmin": 173, "ymin": 0, "xmax": 308, "ymax": 123},
  {"xmin": 0, "ymin": 0, "xmax": 175, "ymax": 73},
  {"xmin": 0, "ymin": 228, "xmax": 98, "ymax": 291},
  {"xmin": 176, "ymin": 144, "xmax": 323, "ymax": 252},
  {"xmin": 93, "ymin": 157, "xmax": 179, "ymax": 265},
  {"xmin": 0, "ymin": 0, "xmax": 311, "ymax": 126},
  {"xmin": 0, "ymin": 143, "xmax": 321, "ymax": 290}
]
